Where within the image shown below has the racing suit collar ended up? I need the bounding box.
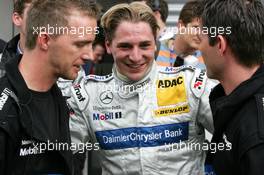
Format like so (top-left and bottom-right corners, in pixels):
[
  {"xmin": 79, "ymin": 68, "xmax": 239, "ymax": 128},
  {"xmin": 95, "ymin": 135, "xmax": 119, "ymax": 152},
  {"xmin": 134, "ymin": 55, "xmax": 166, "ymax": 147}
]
[{"xmin": 113, "ymin": 61, "xmax": 157, "ymax": 98}]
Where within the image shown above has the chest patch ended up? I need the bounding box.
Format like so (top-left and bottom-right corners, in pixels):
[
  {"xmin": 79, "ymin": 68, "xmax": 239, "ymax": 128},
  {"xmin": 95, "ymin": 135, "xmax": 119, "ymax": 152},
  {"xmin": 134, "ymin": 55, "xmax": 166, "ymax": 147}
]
[{"xmin": 156, "ymin": 76, "xmax": 187, "ymax": 106}]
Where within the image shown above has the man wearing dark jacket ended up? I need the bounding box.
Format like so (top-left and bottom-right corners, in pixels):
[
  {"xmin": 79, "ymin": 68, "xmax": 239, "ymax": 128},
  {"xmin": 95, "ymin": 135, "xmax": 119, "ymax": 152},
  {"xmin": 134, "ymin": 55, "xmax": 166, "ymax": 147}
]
[
  {"xmin": 199, "ymin": 0, "xmax": 264, "ymax": 174},
  {"xmin": 0, "ymin": 0, "xmax": 98, "ymax": 174}
]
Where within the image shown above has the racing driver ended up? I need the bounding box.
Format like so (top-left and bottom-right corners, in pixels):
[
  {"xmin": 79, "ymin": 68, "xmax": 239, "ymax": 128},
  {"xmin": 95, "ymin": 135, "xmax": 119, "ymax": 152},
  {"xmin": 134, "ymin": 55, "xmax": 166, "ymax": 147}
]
[{"xmin": 63, "ymin": 2, "xmax": 216, "ymax": 175}]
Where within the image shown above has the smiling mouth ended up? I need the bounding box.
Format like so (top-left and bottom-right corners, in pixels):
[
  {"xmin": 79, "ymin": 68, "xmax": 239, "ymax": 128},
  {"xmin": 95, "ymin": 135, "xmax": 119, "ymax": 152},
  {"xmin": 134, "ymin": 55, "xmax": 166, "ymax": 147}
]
[{"xmin": 126, "ymin": 63, "xmax": 146, "ymax": 69}]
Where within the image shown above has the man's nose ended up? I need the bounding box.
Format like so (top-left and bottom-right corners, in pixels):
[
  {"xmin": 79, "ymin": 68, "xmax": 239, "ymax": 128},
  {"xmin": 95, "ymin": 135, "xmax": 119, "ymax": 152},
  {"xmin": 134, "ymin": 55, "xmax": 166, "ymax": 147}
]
[
  {"xmin": 129, "ymin": 47, "xmax": 142, "ymax": 62},
  {"xmin": 82, "ymin": 46, "xmax": 94, "ymax": 62}
]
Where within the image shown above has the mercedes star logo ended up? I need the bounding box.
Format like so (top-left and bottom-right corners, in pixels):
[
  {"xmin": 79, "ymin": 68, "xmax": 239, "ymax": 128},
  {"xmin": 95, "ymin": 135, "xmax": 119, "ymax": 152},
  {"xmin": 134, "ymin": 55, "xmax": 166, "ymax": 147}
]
[{"xmin": 100, "ymin": 91, "xmax": 113, "ymax": 104}]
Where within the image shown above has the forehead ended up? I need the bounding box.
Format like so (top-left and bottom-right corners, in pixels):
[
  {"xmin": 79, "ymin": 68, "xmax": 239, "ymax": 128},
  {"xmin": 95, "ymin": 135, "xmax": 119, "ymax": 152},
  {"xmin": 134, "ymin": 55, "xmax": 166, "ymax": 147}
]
[
  {"xmin": 112, "ymin": 21, "xmax": 155, "ymax": 43},
  {"xmin": 67, "ymin": 11, "xmax": 97, "ymax": 30},
  {"xmin": 64, "ymin": 12, "xmax": 97, "ymax": 40}
]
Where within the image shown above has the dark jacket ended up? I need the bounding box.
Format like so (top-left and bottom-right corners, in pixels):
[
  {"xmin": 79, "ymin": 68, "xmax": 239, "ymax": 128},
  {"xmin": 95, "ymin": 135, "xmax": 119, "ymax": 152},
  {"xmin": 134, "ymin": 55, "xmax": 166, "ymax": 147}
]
[
  {"xmin": 206, "ymin": 64, "xmax": 264, "ymax": 175},
  {"xmin": 0, "ymin": 55, "xmax": 73, "ymax": 175},
  {"xmin": 0, "ymin": 34, "xmax": 20, "ymax": 77},
  {"xmin": 0, "ymin": 39, "xmax": 6, "ymax": 53}
]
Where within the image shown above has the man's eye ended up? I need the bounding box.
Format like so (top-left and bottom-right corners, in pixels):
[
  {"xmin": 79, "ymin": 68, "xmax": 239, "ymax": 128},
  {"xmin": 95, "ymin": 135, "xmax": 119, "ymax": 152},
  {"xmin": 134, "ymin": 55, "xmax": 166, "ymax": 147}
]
[
  {"xmin": 118, "ymin": 44, "xmax": 131, "ymax": 49},
  {"xmin": 139, "ymin": 43, "xmax": 151, "ymax": 49},
  {"xmin": 76, "ymin": 43, "xmax": 85, "ymax": 48}
]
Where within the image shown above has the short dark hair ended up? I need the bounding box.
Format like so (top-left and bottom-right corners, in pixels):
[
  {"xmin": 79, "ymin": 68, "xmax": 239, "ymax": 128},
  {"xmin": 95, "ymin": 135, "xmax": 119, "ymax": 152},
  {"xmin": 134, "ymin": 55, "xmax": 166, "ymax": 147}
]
[
  {"xmin": 145, "ymin": 0, "xmax": 168, "ymax": 23},
  {"xmin": 13, "ymin": 0, "xmax": 33, "ymax": 15},
  {"xmin": 25, "ymin": 0, "xmax": 99, "ymax": 50},
  {"xmin": 179, "ymin": 0, "xmax": 203, "ymax": 25},
  {"xmin": 202, "ymin": 0, "xmax": 264, "ymax": 66}
]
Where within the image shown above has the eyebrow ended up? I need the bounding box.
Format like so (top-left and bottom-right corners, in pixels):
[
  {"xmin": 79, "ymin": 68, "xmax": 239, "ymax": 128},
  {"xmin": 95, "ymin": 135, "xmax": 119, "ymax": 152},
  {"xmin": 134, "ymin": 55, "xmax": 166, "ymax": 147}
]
[
  {"xmin": 116, "ymin": 40, "xmax": 153, "ymax": 47},
  {"xmin": 73, "ymin": 40, "xmax": 93, "ymax": 45},
  {"xmin": 139, "ymin": 41, "xmax": 152, "ymax": 45}
]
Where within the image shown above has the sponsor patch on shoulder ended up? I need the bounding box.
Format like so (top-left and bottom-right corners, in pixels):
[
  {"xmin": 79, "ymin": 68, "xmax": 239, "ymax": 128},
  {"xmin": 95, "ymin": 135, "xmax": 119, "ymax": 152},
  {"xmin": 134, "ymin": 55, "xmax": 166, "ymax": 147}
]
[
  {"xmin": 0, "ymin": 88, "xmax": 11, "ymax": 110},
  {"xmin": 71, "ymin": 83, "xmax": 89, "ymax": 111},
  {"xmin": 191, "ymin": 69, "xmax": 207, "ymax": 98},
  {"xmin": 86, "ymin": 74, "xmax": 113, "ymax": 82}
]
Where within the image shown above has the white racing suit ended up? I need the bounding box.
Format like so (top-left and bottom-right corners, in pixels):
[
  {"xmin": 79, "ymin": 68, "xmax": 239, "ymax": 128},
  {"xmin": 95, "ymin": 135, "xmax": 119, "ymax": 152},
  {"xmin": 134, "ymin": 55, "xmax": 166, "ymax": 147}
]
[{"xmin": 63, "ymin": 63, "xmax": 216, "ymax": 175}]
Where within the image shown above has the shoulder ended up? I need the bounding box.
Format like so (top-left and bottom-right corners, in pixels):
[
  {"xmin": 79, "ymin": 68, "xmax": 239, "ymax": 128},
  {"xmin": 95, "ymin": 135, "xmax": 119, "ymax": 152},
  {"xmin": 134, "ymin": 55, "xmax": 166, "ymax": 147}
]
[
  {"xmin": 232, "ymin": 94, "xmax": 264, "ymax": 157},
  {"xmin": 69, "ymin": 73, "xmax": 113, "ymax": 111},
  {"xmin": 157, "ymin": 66, "xmax": 211, "ymax": 98},
  {"xmin": 0, "ymin": 80, "xmax": 22, "ymax": 144},
  {"xmin": 0, "ymin": 79, "xmax": 18, "ymax": 115}
]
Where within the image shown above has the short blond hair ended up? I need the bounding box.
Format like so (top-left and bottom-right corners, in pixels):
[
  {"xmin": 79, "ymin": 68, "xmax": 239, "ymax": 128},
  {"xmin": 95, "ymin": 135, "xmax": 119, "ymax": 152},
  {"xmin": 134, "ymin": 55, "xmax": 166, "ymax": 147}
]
[{"xmin": 101, "ymin": 2, "xmax": 159, "ymax": 42}]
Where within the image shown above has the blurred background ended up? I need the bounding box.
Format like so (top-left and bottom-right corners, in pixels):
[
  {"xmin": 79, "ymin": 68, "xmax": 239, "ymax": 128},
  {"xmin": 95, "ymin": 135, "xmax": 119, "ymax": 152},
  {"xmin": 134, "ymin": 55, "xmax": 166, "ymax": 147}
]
[{"xmin": 0, "ymin": 0, "xmax": 185, "ymax": 42}]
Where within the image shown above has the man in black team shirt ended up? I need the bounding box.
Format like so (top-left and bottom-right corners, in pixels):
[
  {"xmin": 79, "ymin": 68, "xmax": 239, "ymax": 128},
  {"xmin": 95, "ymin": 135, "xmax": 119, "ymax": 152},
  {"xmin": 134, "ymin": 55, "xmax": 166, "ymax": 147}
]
[{"xmin": 0, "ymin": 0, "xmax": 98, "ymax": 174}]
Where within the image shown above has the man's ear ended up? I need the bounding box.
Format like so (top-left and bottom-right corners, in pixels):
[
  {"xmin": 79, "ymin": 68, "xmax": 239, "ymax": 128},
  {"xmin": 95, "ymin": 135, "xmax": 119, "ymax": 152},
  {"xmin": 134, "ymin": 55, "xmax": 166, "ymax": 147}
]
[
  {"xmin": 105, "ymin": 40, "xmax": 112, "ymax": 54},
  {"xmin": 12, "ymin": 12, "xmax": 23, "ymax": 27},
  {"xmin": 153, "ymin": 11, "xmax": 161, "ymax": 19},
  {"xmin": 216, "ymin": 35, "xmax": 227, "ymax": 56},
  {"xmin": 37, "ymin": 33, "xmax": 51, "ymax": 51},
  {"xmin": 177, "ymin": 20, "xmax": 184, "ymax": 28}
]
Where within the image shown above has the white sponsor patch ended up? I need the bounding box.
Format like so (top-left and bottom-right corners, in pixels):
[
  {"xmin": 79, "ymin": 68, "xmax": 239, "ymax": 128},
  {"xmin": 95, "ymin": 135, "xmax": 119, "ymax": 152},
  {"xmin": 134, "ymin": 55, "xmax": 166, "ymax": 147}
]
[
  {"xmin": 0, "ymin": 88, "xmax": 11, "ymax": 110},
  {"xmin": 71, "ymin": 83, "xmax": 89, "ymax": 111},
  {"xmin": 21, "ymin": 140, "xmax": 34, "ymax": 145}
]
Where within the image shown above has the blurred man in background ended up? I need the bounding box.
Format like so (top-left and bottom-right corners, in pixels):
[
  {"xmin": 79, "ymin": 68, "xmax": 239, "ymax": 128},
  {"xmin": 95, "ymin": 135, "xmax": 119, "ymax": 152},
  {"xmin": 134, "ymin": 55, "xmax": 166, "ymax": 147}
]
[
  {"xmin": 0, "ymin": 0, "xmax": 32, "ymax": 78},
  {"xmin": 156, "ymin": 0, "xmax": 205, "ymax": 69}
]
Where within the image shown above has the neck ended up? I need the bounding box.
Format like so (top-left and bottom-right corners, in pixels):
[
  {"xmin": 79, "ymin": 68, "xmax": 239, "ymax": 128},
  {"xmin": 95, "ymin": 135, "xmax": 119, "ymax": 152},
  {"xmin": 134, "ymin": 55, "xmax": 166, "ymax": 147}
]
[
  {"xmin": 19, "ymin": 50, "xmax": 56, "ymax": 92},
  {"xmin": 19, "ymin": 33, "xmax": 26, "ymax": 53},
  {"xmin": 174, "ymin": 36, "xmax": 196, "ymax": 56},
  {"xmin": 116, "ymin": 68, "xmax": 130, "ymax": 83},
  {"xmin": 220, "ymin": 63, "xmax": 260, "ymax": 95}
]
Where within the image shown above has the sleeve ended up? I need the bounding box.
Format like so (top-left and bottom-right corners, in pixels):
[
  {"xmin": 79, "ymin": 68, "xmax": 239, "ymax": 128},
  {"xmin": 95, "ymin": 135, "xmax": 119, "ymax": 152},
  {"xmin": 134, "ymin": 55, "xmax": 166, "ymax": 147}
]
[
  {"xmin": 239, "ymin": 143, "xmax": 264, "ymax": 175},
  {"xmin": 196, "ymin": 78, "xmax": 218, "ymax": 134},
  {"xmin": 67, "ymin": 88, "xmax": 90, "ymax": 154},
  {"xmin": 0, "ymin": 129, "xmax": 6, "ymax": 174}
]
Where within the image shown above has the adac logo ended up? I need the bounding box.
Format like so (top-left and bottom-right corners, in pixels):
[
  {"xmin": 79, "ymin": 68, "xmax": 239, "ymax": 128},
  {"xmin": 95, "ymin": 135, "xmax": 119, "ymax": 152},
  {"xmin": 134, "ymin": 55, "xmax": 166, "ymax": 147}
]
[
  {"xmin": 194, "ymin": 70, "xmax": 206, "ymax": 90},
  {"xmin": 100, "ymin": 91, "xmax": 113, "ymax": 104},
  {"xmin": 156, "ymin": 76, "xmax": 187, "ymax": 107},
  {"xmin": 93, "ymin": 112, "xmax": 122, "ymax": 121},
  {"xmin": 158, "ymin": 77, "xmax": 183, "ymax": 88},
  {"xmin": 73, "ymin": 84, "xmax": 86, "ymax": 102}
]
